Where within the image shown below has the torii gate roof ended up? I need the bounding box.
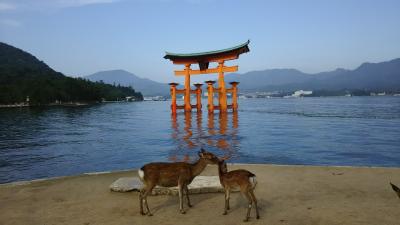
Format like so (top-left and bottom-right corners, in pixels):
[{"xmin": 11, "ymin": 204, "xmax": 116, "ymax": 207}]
[{"xmin": 164, "ymin": 40, "xmax": 250, "ymax": 66}]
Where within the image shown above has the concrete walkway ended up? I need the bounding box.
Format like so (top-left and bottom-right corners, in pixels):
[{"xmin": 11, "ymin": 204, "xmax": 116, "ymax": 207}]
[{"xmin": 109, "ymin": 176, "xmax": 226, "ymax": 194}]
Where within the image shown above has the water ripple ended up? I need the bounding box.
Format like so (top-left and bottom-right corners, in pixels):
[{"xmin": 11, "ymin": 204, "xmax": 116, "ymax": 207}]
[{"xmin": 1, "ymin": 97, "xmax": 400, "ymax": 183}]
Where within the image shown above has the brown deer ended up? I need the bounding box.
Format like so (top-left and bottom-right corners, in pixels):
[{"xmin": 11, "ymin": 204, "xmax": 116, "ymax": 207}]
[
  {"xmin": 138, "ymin": 148, "xmax": 219, "ymax": 215},
  {"xmin": 217, "ymin": 159, "xmax": 259, "ymax": 222}
]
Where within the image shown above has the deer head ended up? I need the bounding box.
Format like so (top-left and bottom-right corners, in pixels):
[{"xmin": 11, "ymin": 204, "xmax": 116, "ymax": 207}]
[
  {"xmin": 218, "ymin": 159, "xmax": 228, "ymax": 173},
  {"xmin": 198, "ymin": 148, "xmax": 219, "ymax": 164}
]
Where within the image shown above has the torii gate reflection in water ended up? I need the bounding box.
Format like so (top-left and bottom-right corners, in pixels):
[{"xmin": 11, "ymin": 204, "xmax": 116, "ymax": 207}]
[
  {"xmin": 164, "ymin": 41, "xmax": 250, "ymax": 113},
  {"xmin": 170, "ymin": 111, "xmax": 239, "ymax": 162}
]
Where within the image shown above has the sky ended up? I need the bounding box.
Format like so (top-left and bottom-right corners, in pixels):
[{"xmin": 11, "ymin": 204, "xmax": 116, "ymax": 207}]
[{"xmin": 1, "ymin": 0, "xmax": 400, "ymax": 83}]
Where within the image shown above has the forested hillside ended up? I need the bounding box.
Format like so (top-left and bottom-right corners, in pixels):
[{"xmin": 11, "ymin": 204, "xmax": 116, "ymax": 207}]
[{"xmin": 0, "ymin": 42, "xmax": 143, "ymax": 105}]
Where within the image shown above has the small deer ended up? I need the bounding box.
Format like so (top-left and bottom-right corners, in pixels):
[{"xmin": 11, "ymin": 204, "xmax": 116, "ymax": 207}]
[
  {"xmin": 138, "ymin": 148, "xmax": 219, "ymax": 215},
  {"xmin": 217, "ymin": 159, "xmax": 260, "ymax": 222}
]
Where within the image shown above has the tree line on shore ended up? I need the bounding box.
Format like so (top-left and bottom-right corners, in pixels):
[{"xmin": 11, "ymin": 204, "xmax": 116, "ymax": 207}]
[{"xmin": 0, "ymin": 42, "xmax": 143, "ymax": 105}]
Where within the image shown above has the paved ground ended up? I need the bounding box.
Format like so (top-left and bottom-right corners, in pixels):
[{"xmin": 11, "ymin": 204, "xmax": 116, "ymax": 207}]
[{"xmin": 1, "ymin": 164, "xmax": 399, "ymax": 225}]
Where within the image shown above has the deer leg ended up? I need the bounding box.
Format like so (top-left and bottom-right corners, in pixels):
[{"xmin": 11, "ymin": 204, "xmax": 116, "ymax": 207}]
[
  {"xmin": 178, "ymin": 183, "xmax": 186, "ymax": 214},
  {"xmin": 184, "ymin": 184, "xmax": 192, "ymax": 207},
  {"xmin": 226, "ymin": 189, "xmax": 231, "ymax": 210},
  {"xmin": 139, "ymin": 189, "xmax": 145, "ymax": 215},
  {"xmin": 249, "ymin": 189, "xmax": 260, "ymax": 219},
  {"xmin": 144, "ymin": 198, "xmax": 152, "ymax": 216},
  {"xmin": 243, "ymin": 191, "xmax": 252, "ymax": 222},
  {"xmin": 223, "ymin": 189, "xmax": 230, "ymax": 215},
  {"xmin": 142, "ymin": 183, "xmax": 155, "ymax": 216}
]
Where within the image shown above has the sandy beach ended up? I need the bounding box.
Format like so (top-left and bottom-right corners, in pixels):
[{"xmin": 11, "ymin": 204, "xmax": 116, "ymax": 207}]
[{"xmin": 1, "ymin": 164, "xmax": 399, "ymax": 225}]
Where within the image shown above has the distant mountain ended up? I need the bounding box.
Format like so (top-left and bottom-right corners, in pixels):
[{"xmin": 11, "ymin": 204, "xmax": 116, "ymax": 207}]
[
  {"xmin": 86, "ymin": 70, "xmax": 168, "ymax": 96},
  {"xmin": 226, "ymin": 69, "xmax": 310, "ymax": 90},
  {"xmin": 226, "ymin": 58, "xmax": 400, "ymax": 92},
  {"xmin": 83, "ymin": 58, "xmax": 399, "ymax": 96},
  {"xmin": 0, "ymin": 42, "xmax": 143, "ymax": 105}
]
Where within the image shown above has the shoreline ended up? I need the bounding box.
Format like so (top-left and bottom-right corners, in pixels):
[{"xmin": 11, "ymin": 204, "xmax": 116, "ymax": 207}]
[
  {"xmin": 2, "ymin": 163, "xmax": 400, "ymax": 186},
  {"xmin": 1, "ymin": 95, "xmax": 399, "ymax": 108},
  {"xmin": 0, "ymin": 101, "xmax": 143, "ymax": 108},
  {"xmin": 0, "ymin": 102, "xmax": 90, "ymax": 108}
]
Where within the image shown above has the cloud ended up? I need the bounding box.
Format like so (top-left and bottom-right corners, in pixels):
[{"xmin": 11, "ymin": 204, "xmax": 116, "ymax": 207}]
[
  {"xmin": 0, "ymin": 0, "xmax": 121, "ymax": 11},
  {"xmin": 53, "ymin": 0, "xmax": 121, "ymax": 8},
  {"xmin": 0, "ymin": 2, "xmax": 17, "ymax": 10},
  {"xmin": 0, "ymin": 19, "xmax": 21, "ymax": 27}
]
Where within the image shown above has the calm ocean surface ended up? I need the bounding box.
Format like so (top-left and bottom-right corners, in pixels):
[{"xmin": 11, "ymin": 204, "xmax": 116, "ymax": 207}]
[{"xmin": 1, "ymin": 97, "xmax": 400, "ymax": 183}]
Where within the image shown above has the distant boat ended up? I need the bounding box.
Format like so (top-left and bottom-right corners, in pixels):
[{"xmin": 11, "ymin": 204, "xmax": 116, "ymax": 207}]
[
  {"xmin": 292, "ymin": 90, "xmax": 313, "ymax": 97},
  {"xmin": 153, "ymin": 96, "xmax": 167, "ymax": 101},
  {"xmin": 143, "ymin": 97, "xmax": 152, "ymax": 101},
  {"xmin": 144, "ymin": 96, "xmax": 167, "ymax": 101},
  {"xmin": 283, "ymin": 95, "xmax": 295, "ymax": 98}
]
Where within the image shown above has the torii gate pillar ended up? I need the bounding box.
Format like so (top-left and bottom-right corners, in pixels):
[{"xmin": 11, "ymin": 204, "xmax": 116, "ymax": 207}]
[
  {"xmin": 218, "ymin": 61, "xmax": 228, "ymax": 112},
  {"xmin": 184, "ymin": 64, "xmax": 191, "ymax": 112}
]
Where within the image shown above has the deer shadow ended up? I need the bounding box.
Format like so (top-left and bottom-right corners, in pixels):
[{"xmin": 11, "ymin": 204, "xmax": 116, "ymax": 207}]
[
  {"xmin": 218, "ymin": 193, "xmax": 272, "ymax": 218},
  {"xmin": 149, "ymin": 191, "xmax": 272, "ymax": 218},
  {"xmin": 150, "ymin": 192, "xmax": 222, "ymax": 214}
]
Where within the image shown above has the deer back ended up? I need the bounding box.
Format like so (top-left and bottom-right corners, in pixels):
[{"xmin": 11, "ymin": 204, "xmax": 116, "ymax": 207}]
[
  {"xmin": 222, "ymin": 169, "xmax": 256, "ymax": 188},
  {"xmin": 141, "ymin": 162, "xmax": 193, "ymax": 187}
]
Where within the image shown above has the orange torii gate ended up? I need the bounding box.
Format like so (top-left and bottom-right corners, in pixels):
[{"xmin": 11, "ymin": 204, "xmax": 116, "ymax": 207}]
[{"xmin": 164, "ymin": 40, "xmax": 250, "ymax": 114}]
